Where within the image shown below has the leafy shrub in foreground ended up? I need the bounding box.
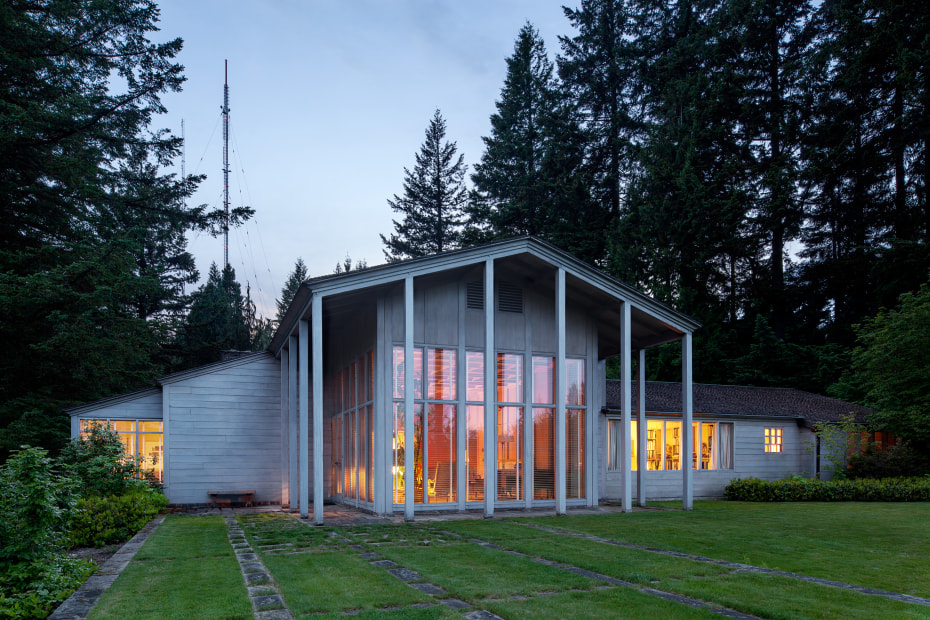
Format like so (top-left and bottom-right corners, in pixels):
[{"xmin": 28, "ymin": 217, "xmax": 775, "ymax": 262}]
[
  {"xmin": 725, "ymin": 476, "xmax": 930, "ymax": 501},
  {"xmin": 70, "ymin": 488, "xmax": 168, "ymax": 548},
  {"xmin": 57, "ymin": 422, "xmax": 160, "ymax": 498},
  {"xmin": 0, "ymin": 447, "xmax": 93, "ymax": 619}
]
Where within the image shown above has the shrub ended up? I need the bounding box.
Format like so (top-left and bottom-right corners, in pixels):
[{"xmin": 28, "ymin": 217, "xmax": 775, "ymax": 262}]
[
  {"xmin": 0, "ymin": 447, "xmax": 93, "ymax": 619},
  {"xmin": 70, "ymin": 488, "xmax": 168, "ymax": 548},
  {"xmin": 847, "ymin": 442, "xmax": 930, "ymax": 479},
  {"xmin": 725, "ymin": 476, "xmax": 930, "ymax": 502},
  {"xmin": 57, "ymin": 422, "xmax": 159, "ymax": 498}
]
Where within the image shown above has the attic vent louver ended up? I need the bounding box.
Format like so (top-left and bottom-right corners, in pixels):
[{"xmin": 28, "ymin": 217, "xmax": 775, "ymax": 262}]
[
  {"xmin": 498, "ymin": 281, "xmax": 524, "ymax": 313},
  {"xmin": 466, "ymin": 280, "xmax": 484, "ymax": 310}
]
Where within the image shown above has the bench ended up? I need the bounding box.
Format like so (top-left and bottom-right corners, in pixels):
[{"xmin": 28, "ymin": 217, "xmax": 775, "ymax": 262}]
[{"xmin": 207, "ymin": 490, "xmax": 256, "ymax": 508}]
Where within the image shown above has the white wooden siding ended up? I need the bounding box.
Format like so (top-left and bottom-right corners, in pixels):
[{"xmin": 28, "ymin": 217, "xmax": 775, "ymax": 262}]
[{"xmin": 166, "ymin": 354, "xmax": 282, "ymax": 505}]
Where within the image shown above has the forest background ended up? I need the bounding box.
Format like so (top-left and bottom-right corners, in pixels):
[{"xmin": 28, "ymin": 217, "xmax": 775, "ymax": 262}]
[{"xmin": 2, "ymin": 0, "xmax": 929, "ymax": 458}]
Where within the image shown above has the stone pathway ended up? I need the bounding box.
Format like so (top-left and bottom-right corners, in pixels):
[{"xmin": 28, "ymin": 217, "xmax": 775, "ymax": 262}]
[
  {"xmin": 50, "ymin": 516, "xmax": 166, "ymax": 620},
  {"xmin": 225, "ymin": 516, "xmax": 294, "ymax": 620},
  {"xmin": 507, "ymin": 520, "xmax": 930, "ymax": 608}
]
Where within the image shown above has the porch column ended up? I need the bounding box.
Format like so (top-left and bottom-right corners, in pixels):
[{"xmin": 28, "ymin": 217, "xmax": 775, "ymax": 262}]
[
  {"xmin": 484, "ymin": 259, "xmax": 496, "ymax": 518},
  {"xmin": 620, "ymin": 302, "xmax": 632, "ymax": 513},
  {"xmin": 312, "ymin": 294, "xmax": 325, "ymax": 523},
  {"xmin": 280, "ymin": 349, "xmax": 289, "ymax": 507},
  {"xmin": 682, "ymin": 332, "xmax": 693, "ymax": 510},
  {"xmin": 299, "ymin": 319, "xmax": 310, "ymax": 519},
  {"xmin": 288, "ymin": 336, "xmax": 298, "ymax": 512},
  {"xmin": 403, "ymin": 276, "xmax": 415, "ymax": 521},
  {"xmin": 636, "ymin": 348, "xmax": 647, "ymax": 507},
  {"xmin": 555, "ymin": 267, "xmax": 567, "ymax": 516}
]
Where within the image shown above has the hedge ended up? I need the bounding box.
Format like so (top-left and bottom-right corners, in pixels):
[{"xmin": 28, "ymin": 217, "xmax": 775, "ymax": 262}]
[
  {"xmin": 724, "ymin": 476, "xmax": 930, "ymax": 502},
  {"xmin": 69, "ymin": 488, "xmax": 168, "ymax": 547}
]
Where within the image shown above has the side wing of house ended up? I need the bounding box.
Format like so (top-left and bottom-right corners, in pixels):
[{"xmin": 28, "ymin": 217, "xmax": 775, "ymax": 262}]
[{"xmin": 160, "ymin": 353, "xmax": 282, "ymax": 505}]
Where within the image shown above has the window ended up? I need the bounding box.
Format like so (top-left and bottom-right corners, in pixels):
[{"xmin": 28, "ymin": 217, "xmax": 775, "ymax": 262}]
[
  {"xmin": 497, "ymin": 353, "xmax": 524, "ymax": 501},
  {"xmin": 565, "ymin": 359, "xmax": 585, "ymax": 499},
  {"xmin": 79, "ymin": 419, "xmax": 163, "ymax": 481},
  {"xmin": 334, "ymin": 352, "xmax": 375, "ymax": 504},
  {"xmin": 392, "ymin": 346, "xmax": 457, "ymax": 504},
  {"xmin": 765, "ymin": 427, "xmax": 783, "ymax": 453},
  {"xmin": 609, "ymin": 419, "xmax": 733, "ymax": 471},
  {"xmin": 465, "ymin": 352, "xmax": 484, "ymax": 501},
  {"xmin": 532, "ymin": 356, "xmax": 554, "ymax": 500}
]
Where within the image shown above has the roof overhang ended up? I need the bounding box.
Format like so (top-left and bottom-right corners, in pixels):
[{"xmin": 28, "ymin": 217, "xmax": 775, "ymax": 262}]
[{"xmin": 270, "ymin": 236, "xmax": 700, "ymax": 356}]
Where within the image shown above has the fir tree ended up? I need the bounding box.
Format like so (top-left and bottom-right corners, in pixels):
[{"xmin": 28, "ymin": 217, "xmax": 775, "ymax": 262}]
[
  {"xmin": 381, "ymin": 110, "xmax": 467, "ymax": 261},
  {"xmin": 276, "ymin": 258, "xmax": 309, "ymax": 325},
  {"xmin": 181, "ymin": 264, "xmax": 252, "ymax": 367}
]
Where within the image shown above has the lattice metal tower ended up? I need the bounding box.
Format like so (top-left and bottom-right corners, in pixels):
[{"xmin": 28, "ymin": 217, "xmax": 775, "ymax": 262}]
[{"xmin": 222, "ymin": 60, "xmax": 230, "ymax": 268}]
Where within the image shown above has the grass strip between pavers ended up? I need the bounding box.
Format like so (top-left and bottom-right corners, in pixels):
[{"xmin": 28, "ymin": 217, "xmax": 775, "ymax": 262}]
[
  {"xmin": 261, "ymin": 550, "xmax": 432, "ymax": 615},
  {"xmin": 484, "ymin": 586, "xmax": 723, "ymax": 620},
  {"xmin": 87, "ymin": 515, "xmax": 252, "ymax": 620},
  {"xmin": 379, "ymin": 541, "xmax": 598, "ymax": 601}
]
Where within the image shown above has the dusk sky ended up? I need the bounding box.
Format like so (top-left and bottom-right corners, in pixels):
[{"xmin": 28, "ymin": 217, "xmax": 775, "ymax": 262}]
[{"xmin": 155, "ymin": 1, "xmax": 574, "ymax": 316}]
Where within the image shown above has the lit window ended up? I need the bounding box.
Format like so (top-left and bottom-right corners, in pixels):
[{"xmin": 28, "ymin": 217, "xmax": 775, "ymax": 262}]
[
  {"xmin": 79, "ymin": 418, "xmax": 163, "ymax": 481},
  {"xmin": 765, "ymin": 428, "xmax": 783, "ymax": 453}
]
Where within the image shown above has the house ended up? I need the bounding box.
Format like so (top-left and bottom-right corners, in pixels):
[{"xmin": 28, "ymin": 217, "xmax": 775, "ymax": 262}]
[
  {"xmin": 600, "ymin": 381, "xmax": 872, "ymax": 501},
  {"xmin": 66, "ymin": 236, "xmax": 868, "ymax": 522}
]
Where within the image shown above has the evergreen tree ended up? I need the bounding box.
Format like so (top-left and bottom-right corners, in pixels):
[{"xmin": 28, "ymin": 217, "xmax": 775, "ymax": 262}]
[
  {"xmin": 468, "ymin": 23, "xmax": 597, "ymax": 263},
  {"xmin": 334, "ymin": 255, "xmax": 368, "ymax": 274},
  {"xmin": 381, "ymin": 110, "xmax": 467, "ymax": 261},
  {"xmin": 181, "ymin": 264, "xmax": 252, "ymax": 367},
  {"xmin": 558, "ymin": 0, "xmax": 641, "ymax": 262},
  {"xmin": 276, "ymin": 258, "xmax": 308, "ymax": 325},
  {"xmin": 0, "ymin": 0, "xmax": 250, "ymax": 454}
]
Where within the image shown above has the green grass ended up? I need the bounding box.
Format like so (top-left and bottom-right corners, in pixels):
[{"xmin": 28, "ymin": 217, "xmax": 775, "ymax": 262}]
[
  {"xmin": 238, "ymin": 512, "xmax": 344, "ymax": 551},
  {"xmin": 484, "ymin": 586, "xmax": 722, "ymax": 619},
  {"xmin": 261, "ymin": 551, "xmax": 432, "ymax": 614},
  {"xmin": 380, "ymin": 541, "xmax": 597, "ymax": 600},
  {"xmin": 88, "ymin": 516, "xmax": 252, "ymax": 620},
  {"xmin": 514, "ymin": 501, "xmax": 930, "ymax": 596}
]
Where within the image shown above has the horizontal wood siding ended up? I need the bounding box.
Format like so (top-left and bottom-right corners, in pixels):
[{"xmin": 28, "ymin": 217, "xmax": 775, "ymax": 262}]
[
  {"xmin": 167, "ymin": 355, "xmax": 282, "ymax": 505},
  {"xmin": 599, "ymin": 415, "xmax": 817, "ymax": 500}
]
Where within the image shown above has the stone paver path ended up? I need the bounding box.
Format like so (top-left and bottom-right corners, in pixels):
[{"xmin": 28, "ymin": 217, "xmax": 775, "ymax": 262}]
[
  {"xmin": 226, "ymin": 516, "xmax": 294, "ymax": 620},
  {"xmin": 50, "ymin": 516, "xmax": 166, "ymax": 620},
  {"xmin": 507, "ymin": 519, "xmax": 930, "ymax": 608}
]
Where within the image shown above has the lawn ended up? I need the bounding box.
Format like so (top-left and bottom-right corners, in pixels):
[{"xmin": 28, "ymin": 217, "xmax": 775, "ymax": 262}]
[
  {"xmin": 513, "ymin": 501, "xmax": 930, "ymax": 597},
  {"xmin": 88, "ymin": 515, "xmax": 252, "ymax": 620},
  {"xmin": 84, "ymin": 503, "xmax": 930, "ymax": 620}
]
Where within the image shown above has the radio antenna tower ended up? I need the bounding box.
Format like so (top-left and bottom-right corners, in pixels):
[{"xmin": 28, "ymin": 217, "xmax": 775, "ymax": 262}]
[
  {"xmin": 181, "ymin": 118, "xmax": 186, "ymax": 210},
  {"xmin": 222, "ymin": 60, "xmax": 230, "ymax": 268}
]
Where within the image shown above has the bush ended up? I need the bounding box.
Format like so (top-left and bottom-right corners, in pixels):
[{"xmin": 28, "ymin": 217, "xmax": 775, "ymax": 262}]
[
  {"xmin": 724, "ymin": 476, "xmax": 930, "ymax": 502},
  {"xmin": 70, "ymin": 488, "xmax": 168, "ymax": 548},
  {"xmin": 847, "ymin": 442, "xmax": 930, "ymax": 479},
  {"xmin": 57, "ymin": 422, "xmax": 158, "ymax": 498},
  {"xmin": 0, "ymin": 447, "xmax": 93, "ymax": 619}
]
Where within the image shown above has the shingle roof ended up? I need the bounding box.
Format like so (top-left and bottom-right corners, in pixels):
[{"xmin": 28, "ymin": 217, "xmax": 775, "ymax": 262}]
[{"xmin": 605, "ymin": 380, "xmax": 870, "ymax": 424}]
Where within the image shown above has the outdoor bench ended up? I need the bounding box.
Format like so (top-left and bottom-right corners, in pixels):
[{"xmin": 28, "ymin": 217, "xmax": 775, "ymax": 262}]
[{"xmin": 207, "ymin": 489, "xmax": 255, "ymax": 508}]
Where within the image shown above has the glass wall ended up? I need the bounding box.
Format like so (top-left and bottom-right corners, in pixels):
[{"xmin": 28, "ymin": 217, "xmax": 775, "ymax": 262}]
[
  {"xmin": 532, "ymin": 356, "xmax": 555, "ymax": 500},
  {"xmin": 497, "ymin": 353, "xmax": 524, "ymax": 501},
  {"xmin": 333, "ymin": 352, "xmax": 374, "ymax": 505},
  {"xmin": 393, "ymin": 346, "xmax": 457, "ymax": 505},
  {"xmin": 466, "ymin": 352, "xmax": 485, "ymax": 501}
]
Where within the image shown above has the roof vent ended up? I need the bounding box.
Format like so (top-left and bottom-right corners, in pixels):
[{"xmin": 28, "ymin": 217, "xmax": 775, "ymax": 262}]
[
  {"xmin": 498, "ymin": 281, "xmax": 523, "ymax": 313},
  {"xmin": 466, "ymin": 280, "xmax": 484, "ymax": 310}
]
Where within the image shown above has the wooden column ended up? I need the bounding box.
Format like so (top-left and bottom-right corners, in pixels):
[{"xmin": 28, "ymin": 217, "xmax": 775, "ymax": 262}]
[
  {"xmin": 682, "ymin": 332, "xmax": 693, "ymax": 510},
  {"xmin": 484, "ymin": 259, "xmax": 496, "ymax": 518},
  {"xmin": 636, "ymin": 348, "xmax": 647, "ymax": 507},
  {"xmin": 403, "ymin": 276, "xmax": 415, "ymax": 521},
  {"xmin": 312, "ymin": 295, "xmax": 325, "ymax": 523},
  {"xmin": 620, "ymin": 302, "xmax": 632, "ymax": 513},
  {"xmin": 288, "ymin": 335, "xmax": 298, "ymax": 512},
  {"xmin": 299, "ymin": 318, "xmax": 310, "ymax": 519},
  {"xmin": 280, "ymin": 350, "xmax": 289, "ymax": 507},
  {"xmin": 555, "ymin": 267, "xmax": 567, "ymax": 516}
]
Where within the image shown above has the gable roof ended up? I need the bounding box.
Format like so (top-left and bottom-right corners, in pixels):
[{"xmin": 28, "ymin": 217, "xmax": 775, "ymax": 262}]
[
  {"xmin": 605, "ymin": 380, "xmax": 871, "ymax": 424},
  {"xmin": 271, "ymin": 236, "xmax": 701, "ymax": 355},
  {"xmin": 65, "ymin": 387, "xmax": 161, "ymax": 417}
]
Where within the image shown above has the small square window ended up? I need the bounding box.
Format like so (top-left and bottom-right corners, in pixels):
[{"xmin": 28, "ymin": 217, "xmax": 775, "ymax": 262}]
[{"xmin": 764, "ymin": 428, "xmax": 783, "ymax": 453}]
